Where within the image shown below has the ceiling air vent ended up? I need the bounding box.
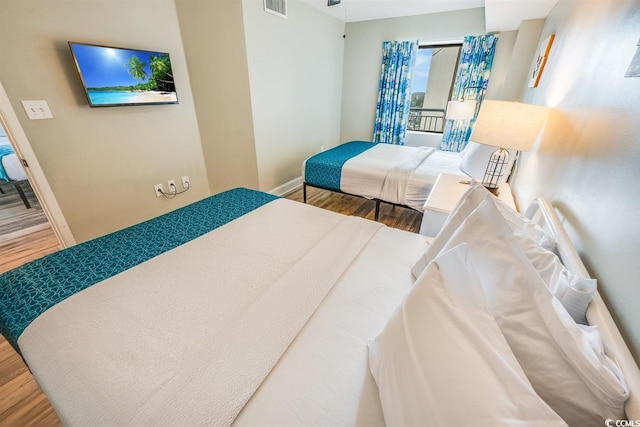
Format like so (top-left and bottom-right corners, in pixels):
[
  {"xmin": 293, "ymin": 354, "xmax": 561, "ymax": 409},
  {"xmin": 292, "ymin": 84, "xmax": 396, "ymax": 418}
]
[{"xmin": 264, "ymin": 0, "xmax": 287, "ymax": 18}]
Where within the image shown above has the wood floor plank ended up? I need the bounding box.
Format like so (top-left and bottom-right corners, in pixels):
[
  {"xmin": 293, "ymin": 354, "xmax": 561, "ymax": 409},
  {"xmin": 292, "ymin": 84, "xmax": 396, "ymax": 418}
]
[
  {"xmin": 0, "ymin": 228, "xmax": 61, "ymax": 274},
  {"xmin": 1, "ymin": 181, "xmax": 62, "ymax": 426},
  {"xmin": 286, "ymin": 186, "xmax": 422, "ymax": 233},
  {"xmin": 0, "ymin": 183, "xmax": 47, "ymax": 236},
  {"xmin": 0, "ymin": 185, "xmax": 422, "ymax": 425}
]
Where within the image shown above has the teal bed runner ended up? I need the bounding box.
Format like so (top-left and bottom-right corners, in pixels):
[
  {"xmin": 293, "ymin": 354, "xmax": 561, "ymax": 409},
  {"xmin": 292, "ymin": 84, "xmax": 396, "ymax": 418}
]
[
  {"xmin": 0, "ymin": 188, "xmax": 277, "ymax": 352},
  {"xmin": 304, "ymin": 141, "xmax": 376, "ymax": 191}
]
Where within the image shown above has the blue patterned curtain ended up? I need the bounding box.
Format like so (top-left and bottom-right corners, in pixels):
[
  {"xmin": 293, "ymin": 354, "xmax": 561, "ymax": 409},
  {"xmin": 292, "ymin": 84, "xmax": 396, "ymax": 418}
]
[
  {"xmin": 440, "ymin": 34, "xmax": 499, "ymax": 152},
  {"xmin": 372, "ymin": 40, "xmax": 418, "ymax": 145}
]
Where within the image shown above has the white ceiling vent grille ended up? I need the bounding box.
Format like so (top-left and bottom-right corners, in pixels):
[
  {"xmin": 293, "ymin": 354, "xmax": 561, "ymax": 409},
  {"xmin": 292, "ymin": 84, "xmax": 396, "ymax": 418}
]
[{"xmin": 264, "ymin": 0, "xmax": 287, "ymax": 18}]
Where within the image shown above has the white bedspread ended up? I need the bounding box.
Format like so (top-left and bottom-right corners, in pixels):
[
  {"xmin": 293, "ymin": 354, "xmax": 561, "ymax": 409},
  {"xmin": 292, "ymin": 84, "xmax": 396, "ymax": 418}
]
[
  {"xmin": 19, "ymin": 199, "xmax": 405, "ymax": 426},
  {"xmin": 236, "ymin": 226, "xmax": 428, "ymax": 426},
  {"xmin": 341, "ymin": 145, "xmax": 465, "ymax": 211},
  {"xmin": 379, "ymin": 146, "xmax": 432, "ymax": 206}
]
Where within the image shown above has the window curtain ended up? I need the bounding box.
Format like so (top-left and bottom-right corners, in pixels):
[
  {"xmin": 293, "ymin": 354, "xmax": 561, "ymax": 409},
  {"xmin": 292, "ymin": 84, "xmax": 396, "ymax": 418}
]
[
  {"xmin": 372, "ymin": 40, "xmax": 418, "ymax": 145},
  {"xmin": 440, "ymin": 34, "xmax": 499, "ymax": 152}
]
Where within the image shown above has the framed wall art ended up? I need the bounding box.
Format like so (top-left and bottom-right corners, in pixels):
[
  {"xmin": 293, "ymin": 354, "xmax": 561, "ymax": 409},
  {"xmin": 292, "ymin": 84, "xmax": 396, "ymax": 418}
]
[
  {"xmin": 625, "ymin": 38, "xmax": 640, "ymax": 77},
  {"xmin": 529, "ymin": 34, "xmax": 555, "ymax": 88}
]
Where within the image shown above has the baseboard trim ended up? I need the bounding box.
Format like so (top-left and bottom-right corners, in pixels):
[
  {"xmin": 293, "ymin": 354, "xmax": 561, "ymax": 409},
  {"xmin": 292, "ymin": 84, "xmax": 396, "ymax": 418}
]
[{"xmin": 268, "ymin": 177, "xmax": 302, "ymax": 197}]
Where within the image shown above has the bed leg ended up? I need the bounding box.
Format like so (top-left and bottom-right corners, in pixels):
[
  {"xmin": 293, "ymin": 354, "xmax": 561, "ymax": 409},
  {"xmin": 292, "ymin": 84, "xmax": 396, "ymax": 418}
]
[
  {"xmin": 303, "ymin": 183, "xmax": 307, "ymax": 204},
  {"xmin": 374, "ymin": 200, "xmax": 380, "ymax": 221},
  {"xmin": 14, "ymin": 181, "xmax": 31, "ymax": 209}
]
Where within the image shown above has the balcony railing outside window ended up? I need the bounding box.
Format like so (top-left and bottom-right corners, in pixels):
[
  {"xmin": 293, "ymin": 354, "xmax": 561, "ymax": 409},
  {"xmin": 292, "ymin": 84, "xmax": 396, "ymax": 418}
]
[{"xmin": 408, "ymin": 108, "xmax": 446, "ymax": 133}]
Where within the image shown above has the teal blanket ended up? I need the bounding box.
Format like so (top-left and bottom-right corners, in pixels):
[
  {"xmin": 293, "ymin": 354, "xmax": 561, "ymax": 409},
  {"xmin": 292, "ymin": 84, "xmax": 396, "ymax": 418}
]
[{"xmin": 0, "ymin": 188, "xmax": 278, "ymax": 352}]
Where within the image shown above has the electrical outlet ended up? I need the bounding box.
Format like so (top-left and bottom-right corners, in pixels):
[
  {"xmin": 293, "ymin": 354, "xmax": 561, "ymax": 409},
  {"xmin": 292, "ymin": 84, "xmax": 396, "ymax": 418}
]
[
  {"xmin": 320, "ymin": 145, "xmax": 325, "ymax": 152},
  {"xmin": 167, "ymin": 179, "xmax": 177, "ymax": 194},
  {"xmin": 181, "ymin": 175, "xmax": 190, "ymax": 189},
  {"xmin": 154, "ymin": 184, "xmax": 164, "ymax": 197}
]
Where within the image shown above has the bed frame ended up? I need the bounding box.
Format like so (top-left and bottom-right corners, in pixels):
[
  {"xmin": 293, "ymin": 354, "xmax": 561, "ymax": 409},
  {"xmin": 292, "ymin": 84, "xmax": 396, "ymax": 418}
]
[
  {"xmin": 302, "ymin": 182, "xmax": 419, "ymax": 221},
  {"xmin": 526, "ymin": 198, "xmax": 640, "ymax": 420}
]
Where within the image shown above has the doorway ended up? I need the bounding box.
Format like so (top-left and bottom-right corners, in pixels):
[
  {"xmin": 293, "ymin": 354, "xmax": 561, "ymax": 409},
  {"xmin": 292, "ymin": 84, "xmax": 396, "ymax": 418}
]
[{"xmin": 0, "ymin": 121, "xmax": 60, "ymax": 273}]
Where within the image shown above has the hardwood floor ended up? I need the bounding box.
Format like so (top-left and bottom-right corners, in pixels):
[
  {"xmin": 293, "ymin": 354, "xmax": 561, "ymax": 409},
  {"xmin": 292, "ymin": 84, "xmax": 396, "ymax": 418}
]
[
  {"xmin": 0, "ymin": 181, "xmax": 62, "ymax": 426},
  {"xmin": 288, "ymin": 185, "xmax": 423, "ymax": 233},
  {"xmin": 0, "ymin": 339, "xmax": 61, "ymax": 426},
  {"xmin": 0, "ymin": 181, "xmax": 61, "ymax": 275},
  {"xmin": 0, "ymin": 186, "xmax": 422, "ymax": 425}
]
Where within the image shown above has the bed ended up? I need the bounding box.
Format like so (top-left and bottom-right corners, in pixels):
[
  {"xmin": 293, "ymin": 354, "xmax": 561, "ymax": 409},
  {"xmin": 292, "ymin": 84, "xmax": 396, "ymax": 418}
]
[
  {"xmin": 0, "ymin": 138, "xmax": 31, "ymax": 208},
  {"xmin": 302, "ymin": 140, "xmax": 513, "ymax": 220},
  {"xmin": 0, "ymin": 186, "xmax": 638, "ymax": 425}
]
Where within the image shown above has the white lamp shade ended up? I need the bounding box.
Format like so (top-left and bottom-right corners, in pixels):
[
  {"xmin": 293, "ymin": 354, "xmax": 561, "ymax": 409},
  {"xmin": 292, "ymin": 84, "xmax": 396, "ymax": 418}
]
[
  {"xmin": 445, "ymin": 100, "xmax": 477, "ymax": 120},
  {"xmin": 470, "ymin": 100, "xmax": 549, "ymax": 151}
]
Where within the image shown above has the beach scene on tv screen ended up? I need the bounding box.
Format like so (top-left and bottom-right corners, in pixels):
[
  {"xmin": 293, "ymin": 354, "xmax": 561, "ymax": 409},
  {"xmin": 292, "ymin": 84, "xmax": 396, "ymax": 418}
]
[{"xmin": 71, "ymin": 43, "xmax": 178, "ymax": 106}]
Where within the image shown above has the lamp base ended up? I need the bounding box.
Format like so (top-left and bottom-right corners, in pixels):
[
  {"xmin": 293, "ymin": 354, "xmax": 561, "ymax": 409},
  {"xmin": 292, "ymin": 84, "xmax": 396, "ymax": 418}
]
[{"xmin": 482, "ymin": 148, "xmax": 509, "ymax": 194}]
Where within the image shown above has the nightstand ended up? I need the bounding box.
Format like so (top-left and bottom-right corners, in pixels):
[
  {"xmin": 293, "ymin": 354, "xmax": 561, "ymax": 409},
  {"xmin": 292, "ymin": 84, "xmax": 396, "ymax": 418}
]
[{"xmin": 419, "ymin": 173, "xmax": 516, "ymax": 237}]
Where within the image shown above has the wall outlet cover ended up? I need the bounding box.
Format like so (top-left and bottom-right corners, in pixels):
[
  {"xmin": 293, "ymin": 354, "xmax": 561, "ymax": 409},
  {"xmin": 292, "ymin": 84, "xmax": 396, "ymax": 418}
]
[{"xmin": 21, "ymin": 100, "xmax": 53, "ymax": 120}]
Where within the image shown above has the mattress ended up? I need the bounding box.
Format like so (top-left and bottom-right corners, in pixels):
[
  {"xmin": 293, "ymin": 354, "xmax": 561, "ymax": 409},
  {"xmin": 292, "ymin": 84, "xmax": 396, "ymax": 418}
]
[
  {"xmin": 2, "ymin": 186, "xmax": 634, "ymax": 425},
  {"xmin": 303, "ymin": 141, "xmax": 465, "ymax": 211},
  {"xmin": 1, "ymin": 188, "xmax": 429, "ymax": 425}
]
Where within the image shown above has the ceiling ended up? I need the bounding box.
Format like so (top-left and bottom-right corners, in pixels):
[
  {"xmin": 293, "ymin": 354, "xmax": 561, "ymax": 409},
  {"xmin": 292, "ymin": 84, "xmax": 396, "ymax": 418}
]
[{"xmin": 297, "ymin": 0, "xmax": 559, "ymax": 31}]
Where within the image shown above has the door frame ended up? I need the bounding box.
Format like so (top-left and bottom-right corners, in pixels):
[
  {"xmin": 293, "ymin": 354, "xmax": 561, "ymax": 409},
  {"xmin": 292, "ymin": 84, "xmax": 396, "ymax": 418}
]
[{"xmin": 0, "ymin": 80, "xmax": 75, "ymax": 247}]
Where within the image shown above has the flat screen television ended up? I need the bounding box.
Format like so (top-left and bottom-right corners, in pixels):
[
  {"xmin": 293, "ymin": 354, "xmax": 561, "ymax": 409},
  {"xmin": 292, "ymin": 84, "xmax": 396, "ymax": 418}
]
[{"xmin": 68, "ymin": 42, "xmax": 179, "ymax": 107}]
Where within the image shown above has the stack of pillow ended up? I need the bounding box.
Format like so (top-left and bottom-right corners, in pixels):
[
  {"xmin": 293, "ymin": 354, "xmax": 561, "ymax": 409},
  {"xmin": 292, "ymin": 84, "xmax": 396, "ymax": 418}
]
[{"xmin": 368, "ymin": 184, "xmax": 629, "ymax": 426}]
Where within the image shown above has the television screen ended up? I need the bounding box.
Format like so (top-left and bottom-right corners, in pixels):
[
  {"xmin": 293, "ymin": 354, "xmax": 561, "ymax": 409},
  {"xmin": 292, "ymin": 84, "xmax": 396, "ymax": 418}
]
[{"xmin": 68, "ymin": 42, "xmax": 179, "ymax": 107}]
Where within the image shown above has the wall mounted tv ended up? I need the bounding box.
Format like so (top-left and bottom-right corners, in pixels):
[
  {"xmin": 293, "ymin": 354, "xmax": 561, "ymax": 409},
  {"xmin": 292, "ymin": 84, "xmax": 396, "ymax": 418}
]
[{"xmin": 68, "ymin": 42, "xmax": 178, "ymax": 107}]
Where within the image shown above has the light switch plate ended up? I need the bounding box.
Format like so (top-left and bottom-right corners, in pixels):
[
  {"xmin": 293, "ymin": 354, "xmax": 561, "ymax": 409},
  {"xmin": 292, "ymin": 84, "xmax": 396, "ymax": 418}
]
[{"xmin": 21, "ymin": 100, "xmax": 53, "ymax": 120}]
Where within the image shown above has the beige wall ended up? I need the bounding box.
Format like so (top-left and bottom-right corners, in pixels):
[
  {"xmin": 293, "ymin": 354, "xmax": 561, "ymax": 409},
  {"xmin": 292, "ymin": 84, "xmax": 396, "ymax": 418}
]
[
  {"xmin": 340, "ymin": 8, "xmax": 486, "ymax": 142},
  {"xmin": 242, "ymin": 0, "xmax": 345, "ymax": 191},
  {"xmin": 512, "ymin": 0, "xmax": 640, "ymax": 360},
  {"xmin": 498, "ymin": 20, "xmax": 545, "ymax": 101},
  {"xmin": 0, "ymin": 0, "xmax": 209, "ymax": 243},
  {"xmin": 174, "ymin": 0, "xmax": 259, "ymax": 194}
]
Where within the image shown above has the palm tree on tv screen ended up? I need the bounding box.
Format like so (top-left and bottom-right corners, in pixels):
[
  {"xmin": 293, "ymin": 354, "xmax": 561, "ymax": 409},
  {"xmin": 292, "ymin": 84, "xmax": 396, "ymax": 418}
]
[
  {"xmin": 127, "ymin": 55, "xmax": 147, "ymax": 81},
  {"xmin": 127, "ymin": 54, "xmax": 175, "ymax": 93},
  {"xmin": 149, "ymin": 54, "xmax": 175, "ymax": 93}
]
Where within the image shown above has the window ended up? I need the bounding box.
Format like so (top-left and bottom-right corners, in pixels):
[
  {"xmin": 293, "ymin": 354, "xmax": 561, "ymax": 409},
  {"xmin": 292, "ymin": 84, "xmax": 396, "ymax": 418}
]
[{"xmin": 408, "ymin": 44, "xmax": 461, "ymax": 133}]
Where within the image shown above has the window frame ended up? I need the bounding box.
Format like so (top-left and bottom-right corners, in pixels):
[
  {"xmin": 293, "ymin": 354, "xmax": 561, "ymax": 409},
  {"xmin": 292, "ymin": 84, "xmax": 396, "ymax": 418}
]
[{"xmin": 408, "ymin": 42, "xmax": 463, "ymax": 134}]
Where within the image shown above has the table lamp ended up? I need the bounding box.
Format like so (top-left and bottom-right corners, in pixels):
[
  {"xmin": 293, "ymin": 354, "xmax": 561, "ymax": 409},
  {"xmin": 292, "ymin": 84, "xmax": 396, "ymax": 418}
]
[
  {"xmin": 470, "ymin": 100, "xmax": 549, "ymax": 193},
  {"xmin": 445, "ymin": 100, "xmax": 477, "ymax": 120}
]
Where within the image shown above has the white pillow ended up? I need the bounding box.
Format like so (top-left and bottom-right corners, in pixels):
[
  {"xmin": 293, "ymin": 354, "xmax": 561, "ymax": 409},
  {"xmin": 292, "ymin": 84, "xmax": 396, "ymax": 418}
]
[
  {"xmin": 427, "ymin": 198, "xmax": 628, "ymax": 425},
  {"xmin": 457, "ymin": 139, "xmax": 474, "ymax": 157},
  {"xmin": 556, "ymin": 277, "xmax": 597, "ymax": 324},
  {"xmin": 368, "ymin": 244, "xmax": 566, "ymax": 426},
  {"xmin": 459, "ymin": 141, "xmax": 516, "ymax": 183},
  {"xmin": 412, "ymin": 185, "xmax": 595, "ymax": 324},
  {"xmin": 412, "ymin": 184, "xmax": 555, "ymax": 279},
  {"xmin": 510, "ymin": 224, "xmax": 597, "ymax": 324}
]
